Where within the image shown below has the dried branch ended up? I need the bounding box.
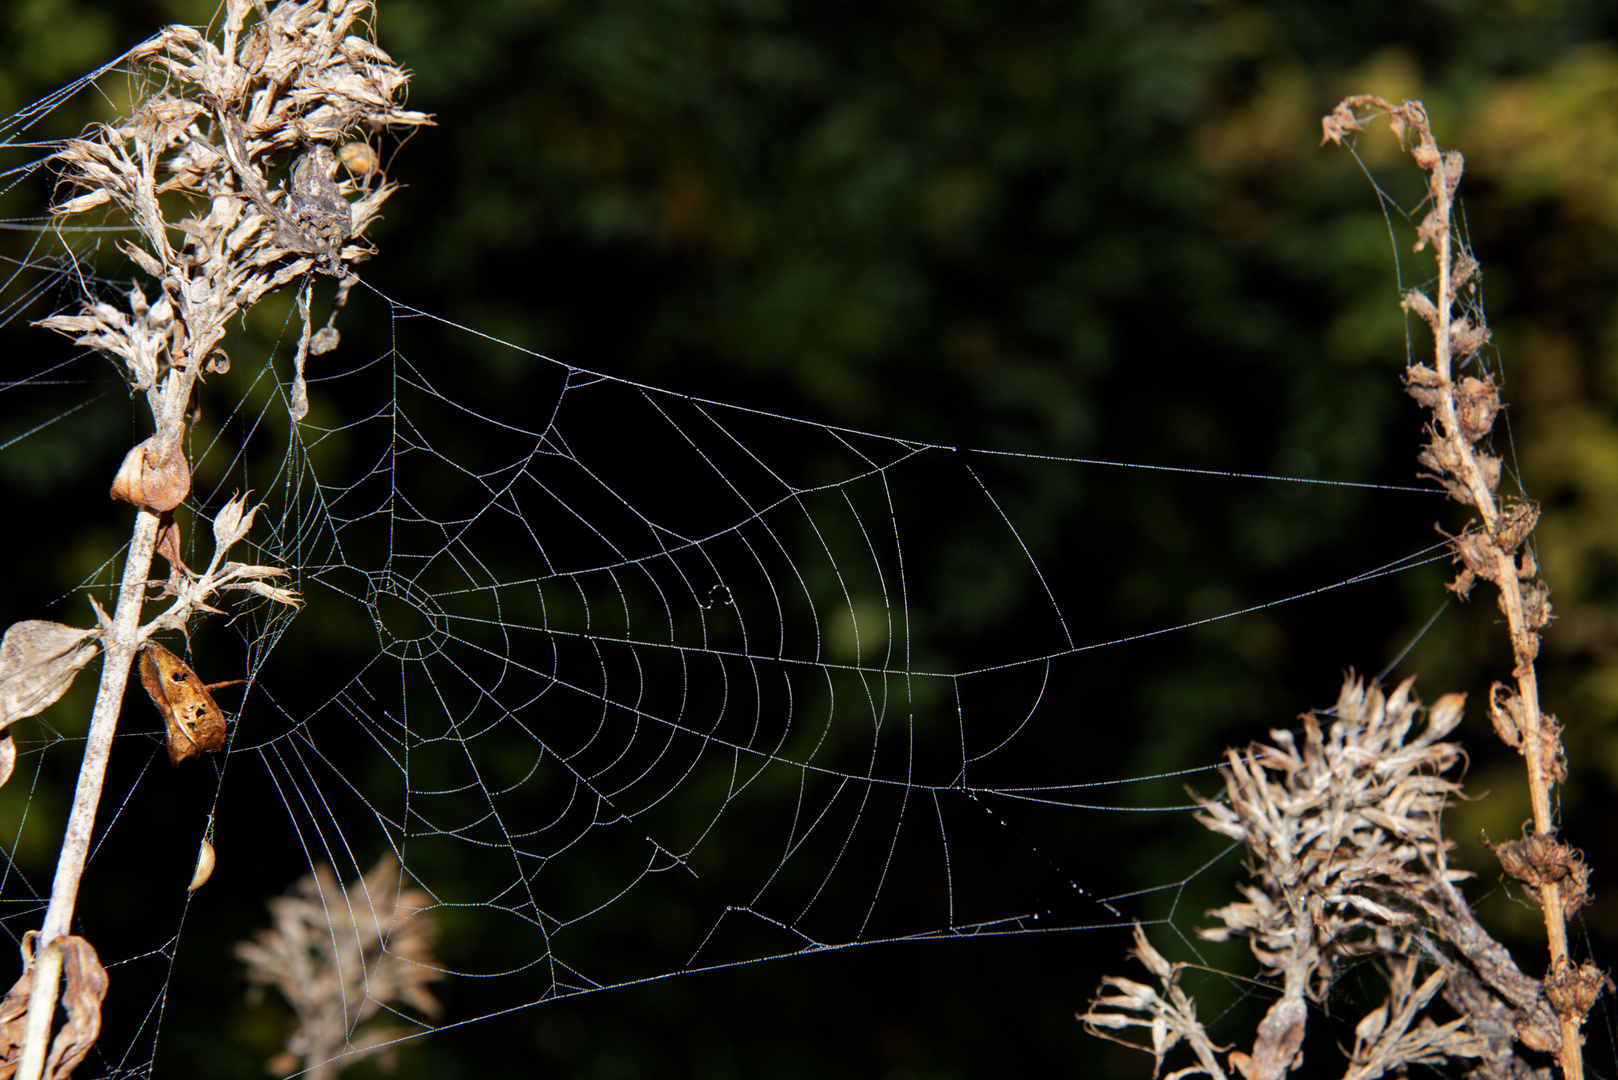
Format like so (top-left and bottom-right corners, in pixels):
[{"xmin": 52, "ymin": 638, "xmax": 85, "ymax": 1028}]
[
  {"xmin": 1085, "ymin": 96, "xmax": 1600, "ymax": 1080},
  {"xmin": 1324, "ymin": 95, "xmax": 1604, "ymax": 1079}
]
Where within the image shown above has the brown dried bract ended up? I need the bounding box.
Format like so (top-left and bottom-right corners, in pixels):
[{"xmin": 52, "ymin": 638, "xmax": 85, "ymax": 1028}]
[
  {"xmin": 1543, "ymin": 958, "xmax": 1613, "ymax": 1025},
  {"xmin": 108, "ymin": 433, "xmax": 191, "ymax": 513},
  {"xmin": 1487, "ymin": 826, "xmax": 1589, "ymax": 915}
]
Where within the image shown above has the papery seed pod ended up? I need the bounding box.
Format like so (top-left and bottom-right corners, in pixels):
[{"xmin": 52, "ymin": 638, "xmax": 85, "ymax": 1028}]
[
  {"xmin": 109, "ymin": 436, "xmax": 191, "ymax": 512},
  {"xmin": 212, "ymin": 492, "xmax": 260, "ymax": 552},
  {"xmin": 189, "ymin": 839, "xmax": 215, "ymax": 891}
]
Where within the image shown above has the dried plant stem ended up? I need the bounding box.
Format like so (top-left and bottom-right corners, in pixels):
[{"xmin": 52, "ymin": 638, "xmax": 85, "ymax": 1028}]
[
  {"xmin": 1387, "ymin": 93, "xmax": 1570, "ymax": 967},
  {"xmin": 1389, "ymin": 98, "xmax": 1563, "ymax": 1071},
  {"xmin": 1420, "ymin": 127, "xmax": 1559, "ymax": 854},
  {"xmin": 1084, "ymin": 98, "xmax": 1599, "ymax": 1080},
  {"xmin": 1323, "ymin": 94, "xmax": 1598, "ymax": 1080},
  {"xmin": 10, "ymin": 3, "xmax": 431, "ymax": 1075},
  {"xmin": 18, "ymin": 511, "xmax": 158, "ymax": 1080}
]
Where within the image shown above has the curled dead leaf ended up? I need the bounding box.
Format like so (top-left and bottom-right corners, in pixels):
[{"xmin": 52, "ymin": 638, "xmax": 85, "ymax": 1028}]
[
  {"xmin": 138, "ymin": 643, "xmax": 228, "ymax": 766},
  {"xmin": 0, "ymin": 621, "xmax": 101, "ymax": 730},
  {"xmin": 44, "ymin": 937, "xmax": 108, "ymax": 1080},
  {"xmin": 0, "ymin": 933, "xmax": 108, "ymax": 1080},
  {"xmin": 153, "ymin": 514, "xmax": 191, "ymax": 598},
  {"xmin": 0, "ymin": 932, "xmax": 34, "ymax": 1074}
]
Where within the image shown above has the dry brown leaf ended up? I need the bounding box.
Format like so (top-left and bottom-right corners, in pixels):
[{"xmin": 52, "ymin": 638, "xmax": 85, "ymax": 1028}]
[
  {"xmin": 0, "ymin": 622, "xmax": 101, "ymax": 730},
  {"xmin": 138, "ymin": 643, "xmax": 228, "ymax": 766},
  {"xmin": 0, "ymin": 934, "xmax": 108, "ymax": 1080},
  {"xmin": 43, "ymin": 937, "xmax": 107, "ymax": 1080},
  {"xmin": 0, "ymin": 933, "xmax": 36, "ymax": 1077}
]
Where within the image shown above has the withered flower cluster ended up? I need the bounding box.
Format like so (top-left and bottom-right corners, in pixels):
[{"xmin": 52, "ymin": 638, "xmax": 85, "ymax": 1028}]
[
  {"xmin": 1084, "ymin": 97, "xmax": 1606, "ymax": 1080},
  {"xmin": 236, "ymin": 858, "xmax": 442, "ymax": 1079},
  {"xmin": 1082, "ymin": 679, "xmax": 1557, "ymax": 1080}
]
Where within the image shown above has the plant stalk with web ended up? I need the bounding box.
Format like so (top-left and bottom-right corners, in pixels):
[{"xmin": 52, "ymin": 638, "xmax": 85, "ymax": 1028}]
[
  {"xmin": 0, "ymin": 2, "xmax": 429, "ymax": 1077},
  {"xmin": 1079, "ymin": 99, "xmax": 1606, "ymax": 1080}
]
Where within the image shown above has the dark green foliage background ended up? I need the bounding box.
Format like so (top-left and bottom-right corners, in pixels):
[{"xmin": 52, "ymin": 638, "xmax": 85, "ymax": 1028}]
[{"xmin": 4, "ymin": 0, "xmax": 1618, "ymax": 1077}]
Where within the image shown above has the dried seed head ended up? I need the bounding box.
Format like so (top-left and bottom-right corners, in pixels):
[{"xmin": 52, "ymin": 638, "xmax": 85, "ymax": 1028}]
[
  {"xmin": 236, "ymin": 857, "xmax": 442, "ymax": 1075},
  {"xmin": 1519, "ymin": 579, "xmax": 1554, "ymax": 632},
  {"xmin": 1543, "ymin": 957, "xmax": 1611, "ymax": 1022},
  {"xmin": 211, "ymin": 492, "xmax": 258, "ymax": 553},
  {"xmin": 1195, "ymin": 677, "xmax": 1467, "ymax": 991},
  {"xmin": 1493, "ymin": 501, "xmax": 1539, "ymax": 552},
  {"xmin": 1485, "ymin": 826, "xmax": 1588, "ymax": 917},
  {"xmin": 1451, "ymin": 321, "xmax": 1492, "ymax": 364}
]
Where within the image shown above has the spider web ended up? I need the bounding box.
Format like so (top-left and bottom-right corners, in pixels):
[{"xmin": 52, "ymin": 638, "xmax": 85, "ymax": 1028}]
[{"xmin": 0, "ymin": 44, "xmax": 1507, "ymax": 1080}]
